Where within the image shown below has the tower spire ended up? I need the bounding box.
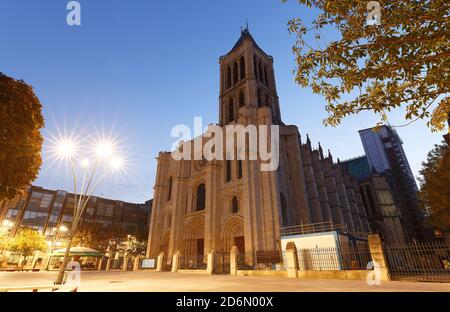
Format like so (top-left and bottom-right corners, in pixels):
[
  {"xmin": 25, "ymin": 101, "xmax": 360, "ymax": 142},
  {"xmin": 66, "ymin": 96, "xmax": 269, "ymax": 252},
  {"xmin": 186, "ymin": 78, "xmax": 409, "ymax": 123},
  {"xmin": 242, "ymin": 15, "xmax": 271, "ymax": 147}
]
[
  {"xmin": 318, "ymin": 142, "xmax": 324, "ymax": 159},
  {"xmin": 241, "ymin": 19, "xmax": 250, "ymax": 35}
]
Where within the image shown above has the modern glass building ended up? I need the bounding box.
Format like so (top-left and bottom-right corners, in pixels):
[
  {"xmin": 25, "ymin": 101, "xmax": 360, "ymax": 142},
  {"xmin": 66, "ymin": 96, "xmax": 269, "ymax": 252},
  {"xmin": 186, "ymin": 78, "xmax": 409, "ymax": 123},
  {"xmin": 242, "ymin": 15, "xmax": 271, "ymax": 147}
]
[
  {"xmin": 0, "ymin": 185, "xmax": 152, "ymax": 243},
  {"xmin": 358, "ymin": 125, "xmax": 425, "ymax": 240}
]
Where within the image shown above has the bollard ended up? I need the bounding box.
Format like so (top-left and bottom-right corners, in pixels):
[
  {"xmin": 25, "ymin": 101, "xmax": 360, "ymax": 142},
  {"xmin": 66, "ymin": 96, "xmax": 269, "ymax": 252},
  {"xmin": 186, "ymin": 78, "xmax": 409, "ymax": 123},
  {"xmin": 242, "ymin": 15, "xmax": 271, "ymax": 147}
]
[{"xmin": 230, "ymin": 246, "xmax": 238, "ymax": 276}]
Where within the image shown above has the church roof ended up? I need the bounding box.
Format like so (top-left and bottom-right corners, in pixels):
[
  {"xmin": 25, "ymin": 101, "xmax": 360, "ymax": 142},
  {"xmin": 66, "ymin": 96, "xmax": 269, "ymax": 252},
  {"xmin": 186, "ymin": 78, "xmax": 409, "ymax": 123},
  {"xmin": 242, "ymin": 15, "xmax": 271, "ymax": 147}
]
[{"xmin": 221, "ymin": 27, "xmax": 271, "ymax": 59}]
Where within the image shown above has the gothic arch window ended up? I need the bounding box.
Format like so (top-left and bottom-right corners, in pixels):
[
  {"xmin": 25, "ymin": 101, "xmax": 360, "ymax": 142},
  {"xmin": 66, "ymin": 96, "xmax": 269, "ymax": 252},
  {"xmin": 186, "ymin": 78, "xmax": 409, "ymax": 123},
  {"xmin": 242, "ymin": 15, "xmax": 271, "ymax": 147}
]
[
  {"xmin": 232, "ymin": 196, "xmax": 239, "ymax": 214},
  {"xmin": 196, "ymin": 183, "xmax": 206, "ymax": 211},
  {"xmin": 167, "ymin": 176, "xmax": 173, "ymax": 202},
  {"xmin": 258, "ymin": 62, "xmax": 263, "ymax": 83},
  {"xmin": 253, "ymin": 55, "xmax": 258, "ymax": 79},
  {"xmin": 226, "ymin": 153, "xmax": 232, "ymax": 182},
  {"xmin": 257, "ymin": 89, "xmax": 263, "ymax": 107},
  {"xmin": 280, "ymin": 193, "xmax": 288, "ymax": 226},
  {"xmin": 240, "ymin": 57, "xmax": 246, "ymax": 80},
  {"xmin": 233, "ymin": 62, "xmax": 239, "ymax": 85},
  {"xmin": 239, "ymin": 91, "xmax": 245, "ymax": 107},
  {"xmin": 237, "ymin": 160, "xmax": 243, "ymax": 179},
  {"xmin": 228, "ymin": 98, "xmax": 234, "ymax": 123},
  {"xmin": 227, "ymin": 66, "xmax": 232, "ymax": 89},
  {"xmin": 265, "ymin": 94, "xmax": 270, "ymax": 107},
  {"xmin": 264, "ymin": 67, "xmax": 268, "ymax": 85},
  {"xmin": 365, "ymin": 185, "xmax": 377, "ymax": 216}
]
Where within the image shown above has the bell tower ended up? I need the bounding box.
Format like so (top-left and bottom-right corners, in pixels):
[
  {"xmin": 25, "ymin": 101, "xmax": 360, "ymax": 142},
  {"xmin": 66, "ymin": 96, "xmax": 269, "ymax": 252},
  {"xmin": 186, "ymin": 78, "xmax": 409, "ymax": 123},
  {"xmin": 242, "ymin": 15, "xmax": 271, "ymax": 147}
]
[{"xmin": 219, "ymin": 27, "xmax": 281, "ymax": 126}]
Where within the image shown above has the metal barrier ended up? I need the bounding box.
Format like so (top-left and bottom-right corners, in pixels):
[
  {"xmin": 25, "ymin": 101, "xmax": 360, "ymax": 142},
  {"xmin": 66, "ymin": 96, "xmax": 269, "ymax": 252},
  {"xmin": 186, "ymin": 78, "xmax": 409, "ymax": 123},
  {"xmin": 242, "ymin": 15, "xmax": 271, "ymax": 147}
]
[
  {"xmin": 111, "ymin": 258, "xmax": 124, "ymax": 270},
  {"xmin": 179, "ymin": 255, "xmax": 206, "ymax": 270},
  {"xmin": 238, "ymin": 251, "xmax": 287, "ymax": 271},
  {"xmin": 163, "ymin": 258, "xmax": 173, "ymax": 271},
  {"xmin": 384, "ymin": 241, "xmax": 450, "ymax": 282},
  {"xmin": 127, "ymin": 257, "xmax": 135, "ymax": 271},
  {"xmin": 297, "ymin": 246, "xmax": 371, "ymax": 270},
  {"xmin": 100, "ymin": 257, "xmax": 108, "ymax": 270},
  {"xmin": 280, "ymin": 221, "xmax": 345, "ymax": 236},
  {"xmin": 214, "ymin": 252, "xmax": 230, "ymax": 274}
]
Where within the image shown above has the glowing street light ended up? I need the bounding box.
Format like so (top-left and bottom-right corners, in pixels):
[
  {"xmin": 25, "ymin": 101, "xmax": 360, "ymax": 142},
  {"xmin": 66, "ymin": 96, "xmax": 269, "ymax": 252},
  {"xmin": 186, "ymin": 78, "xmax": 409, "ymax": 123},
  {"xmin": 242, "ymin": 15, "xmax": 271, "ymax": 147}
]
[
  {"xmin": 80, "ymin": 158, "xmax": 90, "ymax": 168},
  {"xmin": 56, "ymin": 140, "xmax": 77, "ymax": 159},
  {"xmin": 49, "ymin": 134, "xmax": 127, "ymax": 284},
  {"xmin": 46, "ymin": 224, "xmax": 69, "ymax": 270},
  {"xmin": 95, "ymin": 141, "xmax": 114, "ymax": 159},
  {"xmin": 2, "ymin": 220, "xmax": 14, "ymax": 229},
  {"xmin": 110, "ymin": 156, "xmax": 124, "ymax": 170}
]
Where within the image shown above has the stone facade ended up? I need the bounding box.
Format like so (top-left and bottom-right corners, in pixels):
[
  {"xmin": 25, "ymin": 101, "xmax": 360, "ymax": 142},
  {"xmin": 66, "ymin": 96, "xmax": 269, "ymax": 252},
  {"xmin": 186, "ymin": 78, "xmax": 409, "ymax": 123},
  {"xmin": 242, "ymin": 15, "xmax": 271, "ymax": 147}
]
[{"xmin": 146, "ymin": 29, "xmax": 372, "ymax": 262}]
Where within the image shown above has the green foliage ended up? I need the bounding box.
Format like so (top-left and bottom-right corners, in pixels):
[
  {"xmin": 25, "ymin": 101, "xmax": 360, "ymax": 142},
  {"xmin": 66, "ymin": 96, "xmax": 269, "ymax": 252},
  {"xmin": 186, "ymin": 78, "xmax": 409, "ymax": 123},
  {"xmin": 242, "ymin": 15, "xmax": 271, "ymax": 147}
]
[
  {"xmin": 72, "ymin": 223, "xmax": 111, "ymax": 251},
  {"xmin": 72, "ymin": 222, "xmax": 147, "ymax": 255},
  {"xmin": 0, "ymin": 73, "xmax": 45, "ymax": 201},
  {"xmin": 7, "ymin": 228, "xmax": 48, "ymax": 257},
  {"xmin": 0, "ymin": 227, "xmax": 10, "ymax": 250},
  {"xmin": 283, "ymin": 0, "xmax": 449, "ymax": 132},
  {"xmin": 418, "ymin": 140, "xmax": 450, "ymax": 230},
  {"xmin": 115, "ymin": 235, "xmax": 147, "ymax": 257}
]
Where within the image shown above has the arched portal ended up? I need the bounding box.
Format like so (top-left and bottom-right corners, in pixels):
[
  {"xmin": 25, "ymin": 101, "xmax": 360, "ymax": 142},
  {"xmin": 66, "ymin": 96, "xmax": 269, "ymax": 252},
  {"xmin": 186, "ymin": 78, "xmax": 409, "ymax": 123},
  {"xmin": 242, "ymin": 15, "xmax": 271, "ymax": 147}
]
[
  {"xmin": 183, "ymin": 216, "xmax": 205, "ymax": 258},
  {"xmin": 160, "ymin": 230, "xmax": 170, "ymax": 257},
  {"xmin": 221, "ymin": 216, "xmax": 244, "ymax": 253}
]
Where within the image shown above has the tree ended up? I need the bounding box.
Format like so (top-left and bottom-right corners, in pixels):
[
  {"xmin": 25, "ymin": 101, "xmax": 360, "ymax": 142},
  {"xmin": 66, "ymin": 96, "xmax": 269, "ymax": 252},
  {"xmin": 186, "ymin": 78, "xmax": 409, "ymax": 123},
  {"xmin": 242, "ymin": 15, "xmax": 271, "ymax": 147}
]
[
  {"xmin": 0, "ymin": 227, "xmax": 10, "ymax": 250},
  {"xmin": 72, "ymin": 226, "xmax": 94, "ymax": 248},
  {"xmin": 115, "ymin": 235, "xmax": 147, "ymax": 258},
  {"xmin": 7, "ymin": 228, "xmax": 47, "ymax": 264},
  {"xmin": 283, "ymin": 0, "xmax": 449, "ymax": 131},
  {"xmin": 72, "ymin": 223, "xmax": 111, "ymax": 252},
  {"xmin": 418, "ymin": 140, "xmax": 450, "ymax": 230},
  {"xmin": 0, "ymin": 73, "xmax": 45, "ymax": 201}
]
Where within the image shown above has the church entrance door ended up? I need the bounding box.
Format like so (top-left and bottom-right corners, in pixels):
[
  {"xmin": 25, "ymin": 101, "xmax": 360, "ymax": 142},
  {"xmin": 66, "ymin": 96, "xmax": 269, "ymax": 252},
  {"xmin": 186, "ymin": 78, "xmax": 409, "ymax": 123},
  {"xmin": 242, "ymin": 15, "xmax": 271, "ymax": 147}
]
[
  {"xmin": 234, "ymin": 236, "xmax": 245, "ymax": 253},
  {"xmin": 197, "ymin": 238, "xmax": 204, "ymax": 257}
]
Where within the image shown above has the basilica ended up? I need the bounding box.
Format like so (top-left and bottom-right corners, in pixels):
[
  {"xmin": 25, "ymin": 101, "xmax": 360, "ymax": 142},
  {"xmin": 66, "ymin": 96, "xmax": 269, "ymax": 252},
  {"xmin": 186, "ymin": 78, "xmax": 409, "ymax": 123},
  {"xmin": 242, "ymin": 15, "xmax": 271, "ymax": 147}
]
[{"xmin": 146, "ymin": 28, "xmax": 402, "ymax": 264}]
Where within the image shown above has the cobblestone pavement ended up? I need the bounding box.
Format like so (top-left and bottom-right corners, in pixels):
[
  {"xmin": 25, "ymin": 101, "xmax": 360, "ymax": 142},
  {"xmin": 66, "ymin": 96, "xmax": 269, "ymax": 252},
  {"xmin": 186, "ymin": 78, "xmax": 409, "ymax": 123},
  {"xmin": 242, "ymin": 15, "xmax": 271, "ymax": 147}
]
[{"xmin": 1, "ymin": 271, "xmax": 449, "ymax": 292}]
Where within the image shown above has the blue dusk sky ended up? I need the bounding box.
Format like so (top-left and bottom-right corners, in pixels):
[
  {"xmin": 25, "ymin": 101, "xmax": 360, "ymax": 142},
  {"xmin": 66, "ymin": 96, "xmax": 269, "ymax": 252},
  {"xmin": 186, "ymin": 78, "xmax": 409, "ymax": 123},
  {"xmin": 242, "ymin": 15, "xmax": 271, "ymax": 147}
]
[{"xmin": 0, "ymin": 0, "xmax": 443, "ymax": 203}]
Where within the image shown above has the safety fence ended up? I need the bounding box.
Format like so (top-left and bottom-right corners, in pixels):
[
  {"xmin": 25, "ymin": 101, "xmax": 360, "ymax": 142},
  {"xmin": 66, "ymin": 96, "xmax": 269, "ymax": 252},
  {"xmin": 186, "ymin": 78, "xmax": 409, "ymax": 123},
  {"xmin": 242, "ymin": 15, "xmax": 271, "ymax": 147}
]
[
  {"xmin": 237, "ymin": 251, "xmax": 288, "ymax": 270},
  {"xmin": 179, "ymin": 255, "xmax": 206, "ymax": 270},
  {"xmin": 127, "ymin": 257, "xmax": 135, "ymax": 271},
  {"xmin": 297, "ymin": 246, "xmax": 372, "ymax": 271},
  {"xmin": 214, "ymin": 252, "xmax": 230, "ymax": 274},
  {"xmin": 383, "ymin": 241, "xmax": 450, "ymax": 282},
  {"xmin": 110, "ymin": 258, "xmax": 124, "ymax": 270}
]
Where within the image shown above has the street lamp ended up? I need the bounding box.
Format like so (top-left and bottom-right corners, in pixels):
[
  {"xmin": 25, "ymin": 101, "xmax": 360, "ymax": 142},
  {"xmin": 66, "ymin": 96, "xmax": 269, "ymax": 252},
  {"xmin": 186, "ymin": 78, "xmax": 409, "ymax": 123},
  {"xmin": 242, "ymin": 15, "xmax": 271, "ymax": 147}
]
[
  {"xmin": 46, "ymin": 225, "xmax": 68, "ymax": 270},
  {"xmin": 2, "ymin": 220, "xmax": 14, "ymax": 229},
  {"xmin": 50, "ymin": 136, "xmax": 126, "ymax": 285}
]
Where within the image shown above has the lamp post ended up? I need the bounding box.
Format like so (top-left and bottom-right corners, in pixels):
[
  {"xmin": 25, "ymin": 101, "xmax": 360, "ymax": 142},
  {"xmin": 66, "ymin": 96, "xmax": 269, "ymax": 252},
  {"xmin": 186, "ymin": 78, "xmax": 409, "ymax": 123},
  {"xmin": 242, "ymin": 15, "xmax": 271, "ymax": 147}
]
[
  {"xmin": 2, "ymin": 220, "xmax": 14, "ymax": 229},
  {"xmin": 46, "ymin": 225, "xmax": 68, "ymax": 270},
  {"xmin": 51, "ymin": 137, "xmax": 125, "ymax": 285}
]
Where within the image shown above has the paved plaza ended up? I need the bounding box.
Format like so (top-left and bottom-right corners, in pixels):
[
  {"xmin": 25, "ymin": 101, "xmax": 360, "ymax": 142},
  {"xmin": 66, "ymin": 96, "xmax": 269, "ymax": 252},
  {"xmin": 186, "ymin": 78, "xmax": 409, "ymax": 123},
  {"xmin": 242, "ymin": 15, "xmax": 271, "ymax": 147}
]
[{"xmin": 0, "ymin": 271, "xmax": 449, "ymax": 292}]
